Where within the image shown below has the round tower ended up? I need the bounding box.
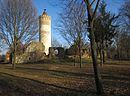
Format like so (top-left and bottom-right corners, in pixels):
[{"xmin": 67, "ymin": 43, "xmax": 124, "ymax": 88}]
[{"xmin": 39, "ymin": 9, "xmax": 51, "ymax": 55}]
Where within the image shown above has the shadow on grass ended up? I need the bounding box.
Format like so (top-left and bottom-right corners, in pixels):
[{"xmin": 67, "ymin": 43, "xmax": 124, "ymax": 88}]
[
  {"xmin": 6, "ymin": 66, "xmax": 130, "ymax": 81},
  {"xmin": 0, "ymin": 72, "xmax": 90, "ymax": 96},
  {"xmin": 15, "ymin": 67, "xmax": 94, "ymax": 78}
]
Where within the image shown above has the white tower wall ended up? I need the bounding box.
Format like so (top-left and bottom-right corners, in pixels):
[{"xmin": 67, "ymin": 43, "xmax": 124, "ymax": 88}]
[{"xmin": 39, "ymin": 10, "xmax": 51, "ymax": 55}]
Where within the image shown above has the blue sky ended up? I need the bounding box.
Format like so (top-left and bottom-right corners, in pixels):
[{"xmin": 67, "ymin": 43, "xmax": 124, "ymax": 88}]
[
  {"xmin": 32, "ymin": 0, "xmax": 124, "ymax": 46},
  {"xmin": 0, "ymin": 0, "xmax": 125, "ymax": 54}
]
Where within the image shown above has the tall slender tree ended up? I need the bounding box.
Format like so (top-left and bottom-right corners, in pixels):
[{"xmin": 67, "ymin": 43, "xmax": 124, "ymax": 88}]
[{"xmin": 84, "ymin": 0, "xmax": 104, "ymax": 94}]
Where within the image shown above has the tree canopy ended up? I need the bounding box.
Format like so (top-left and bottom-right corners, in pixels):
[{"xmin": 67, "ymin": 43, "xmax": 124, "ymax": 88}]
[{"xmin": 0, "ymin": 0, "xmax": 38, "ymax": 68}]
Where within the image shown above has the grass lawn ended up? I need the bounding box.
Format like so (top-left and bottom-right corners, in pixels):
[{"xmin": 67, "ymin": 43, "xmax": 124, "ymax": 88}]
[{"xmin": 0, "ymin": 60, "xmax": 130, "ymax": 96}]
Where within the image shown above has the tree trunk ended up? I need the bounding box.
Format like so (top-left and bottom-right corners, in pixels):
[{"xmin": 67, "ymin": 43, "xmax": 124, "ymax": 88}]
[
  {"xmin": 74, "ymin": 45, "xmax": 76, "ymax": 66},
  {"xmin": 100, "ymin": 41, "xmax": 104, "ymax": 66},
  {"xmin": 127, "ymin": 50, "xmax": 129, "ymax": 60},
  {"xmin": 84, "ymin": 0, "xmax": 103, "ymax": 94},
  {"xmin": 79, "ymin": 44, "xmax": 82, "ymax": 68},
  {"xmin": 99, "ymin": 48, "xmax": 103, "ymax": 66},
  {"xmin": 102, "ymin": 49, "xmax": 105, "ymax": 63},
  {"xmin": 96, "ymin": 43, "xmax": 99, "ymax": 57},
  {"xmin": 89, "ymin": 21, "xmax": 104, "ymax": 94},
  {"xmin": 118, "ymin": 48, "xmax": 121, "ymax": 60},
  {"xmin": 12, "ymin": 51, "xmax": 16, "ymax": 69},
  {"xmin": 102, "ymin": 41, "xmax": 105, "ymax": 63},
  {"xmin": 74, "ymin": 55, "xmax": 76, "ymax": 66},
  {"xmin": 12, "ymin": 37, "xmax": 16, "ymax": 69}
]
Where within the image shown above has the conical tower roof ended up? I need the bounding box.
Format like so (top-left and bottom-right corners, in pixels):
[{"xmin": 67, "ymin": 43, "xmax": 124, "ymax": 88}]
[{"xmin": 42, "ymin": 9, "xmax": 48, "ymax": 16}]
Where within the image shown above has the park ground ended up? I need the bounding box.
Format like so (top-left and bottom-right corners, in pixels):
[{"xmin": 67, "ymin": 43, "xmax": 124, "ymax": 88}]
[{"xmin": 0, "ymin": 59, "xmax": 130, "ymax": 96}]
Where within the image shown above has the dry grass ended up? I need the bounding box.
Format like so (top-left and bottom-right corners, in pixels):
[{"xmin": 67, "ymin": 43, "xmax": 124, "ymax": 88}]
[{"xmin": 0, "ymin": 60, "xmax": 130, "ymax": 96}]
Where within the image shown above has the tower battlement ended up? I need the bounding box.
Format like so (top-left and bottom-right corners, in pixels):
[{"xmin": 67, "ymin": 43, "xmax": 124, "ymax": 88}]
[
  {"xmin": 39, "ymin": 15, "xmax": 51, "ymax": 20},
  {"xmin": 39, "ymin": 16, "xmax": 51, "ymax": 25}
]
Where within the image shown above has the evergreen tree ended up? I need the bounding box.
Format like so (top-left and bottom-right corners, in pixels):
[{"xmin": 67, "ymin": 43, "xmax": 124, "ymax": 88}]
[{"xmin": 94, "ymin": 1, "xmax": 118, "ymax": 65}]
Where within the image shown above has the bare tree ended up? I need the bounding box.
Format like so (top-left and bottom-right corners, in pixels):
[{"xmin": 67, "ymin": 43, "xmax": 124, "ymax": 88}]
[
  {"xmin": 0, "ymin": 0, "xmax": 38, "ymax": 69},
  {"xmin": 120, "ymin": 0, "xmax": 130, "ymax": 31},
  {"xmin": 52, "ymin": 38, "xmax": 62, "ymax": 47},
  {"xmin": 110, "ymin": 0, "xmax": 130, "ymax": 60},
  {"xmin": 84, "ymin": 0, "xmax": 104, "ymax": 94},
  {"xmin": 56, "ymin": 1, "xmax": 87, "ymax": 68},
  {"xmin": 114, "ymin": 31, "xmax": 130, "ymax": 60}
]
